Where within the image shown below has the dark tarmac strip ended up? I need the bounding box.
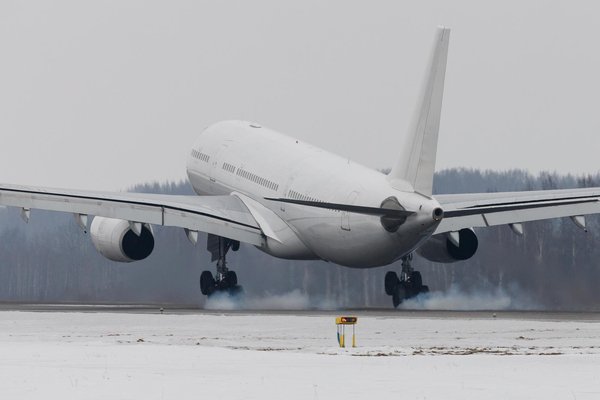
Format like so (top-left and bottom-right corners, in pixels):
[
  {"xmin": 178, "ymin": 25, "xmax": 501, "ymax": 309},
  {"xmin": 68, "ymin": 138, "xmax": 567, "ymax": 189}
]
[{"xmin": 0, "ymin": 302, "xmax": 599, "ymax": 321}]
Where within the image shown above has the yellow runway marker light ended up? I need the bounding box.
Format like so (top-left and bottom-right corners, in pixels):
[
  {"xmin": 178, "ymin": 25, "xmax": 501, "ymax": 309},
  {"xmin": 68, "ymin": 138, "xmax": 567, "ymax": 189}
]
[{"xmin": 335, "ymin": 316, "xmax": 357, "ymax": 348}]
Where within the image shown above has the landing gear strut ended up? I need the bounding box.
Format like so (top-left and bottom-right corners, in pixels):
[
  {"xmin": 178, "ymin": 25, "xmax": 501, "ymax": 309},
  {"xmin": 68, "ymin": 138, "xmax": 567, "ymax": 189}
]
[
  {"xmin": 384, "ymin": 253, "xmax": 429, "ymax": 308},
  {"xmin": 200, "ymin": 234, "xmax": 242, "ymax": 296}
]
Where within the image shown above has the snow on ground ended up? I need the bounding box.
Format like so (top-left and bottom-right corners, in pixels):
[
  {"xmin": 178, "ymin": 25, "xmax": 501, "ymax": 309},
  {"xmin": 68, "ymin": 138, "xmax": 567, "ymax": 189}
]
[{"xmin": 0, "ymin": 309, "xmax": 599, "ymax": 399}]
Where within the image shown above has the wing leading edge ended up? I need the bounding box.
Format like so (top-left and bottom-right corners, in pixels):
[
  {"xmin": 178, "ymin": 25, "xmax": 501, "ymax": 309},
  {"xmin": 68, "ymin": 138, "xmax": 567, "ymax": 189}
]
[
  {"xmin": 434, "ymin": 188, "xmax": 600, "ymax": 234},
  {"xmin": 0, "ymin": 183, "xmax": 264, "ymax": 246}
]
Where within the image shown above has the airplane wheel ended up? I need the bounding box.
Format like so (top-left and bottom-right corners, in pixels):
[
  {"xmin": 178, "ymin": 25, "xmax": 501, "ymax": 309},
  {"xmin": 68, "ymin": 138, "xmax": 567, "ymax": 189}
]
[
  {"xmin": 385, "ymin": 271, "xmax": 399, "ymax": 296},
  {"xmin": 200, "ymin": 271, "xmax": 215, "ymax": 295},
  {"xmin": 223, "ymin": 271, "xmax": 238, "ymax": 288},
  {"xmin": 409, "ymin": 271, "xmax": 423, "ymax": 287},
  {"xmin": 392, "ymin": 282, "xmax": 407, "ymax": 308},
  {"xmin": 228, "ymin": 285, "xmax": 243, "ymax": 295},
  {"xmin": 392, "ymin": 291, "xmax": 401, "ymax": 308}
]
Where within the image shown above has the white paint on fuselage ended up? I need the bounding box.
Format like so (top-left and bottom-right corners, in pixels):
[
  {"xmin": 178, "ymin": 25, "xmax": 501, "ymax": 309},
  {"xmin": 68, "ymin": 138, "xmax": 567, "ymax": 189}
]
[{"xmin": 186, "ymin": 121, "xmax": 441, "ymax": 268}]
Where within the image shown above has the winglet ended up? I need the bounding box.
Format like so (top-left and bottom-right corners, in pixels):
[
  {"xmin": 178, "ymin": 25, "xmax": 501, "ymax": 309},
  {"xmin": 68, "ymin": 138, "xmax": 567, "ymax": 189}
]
[{"xmin": 388, "ymin": 27, "xmax": 450, "ymax": 197}]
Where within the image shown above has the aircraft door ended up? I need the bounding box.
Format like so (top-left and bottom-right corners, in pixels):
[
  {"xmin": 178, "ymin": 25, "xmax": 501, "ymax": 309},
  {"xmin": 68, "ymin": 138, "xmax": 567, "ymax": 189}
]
[{"xmin": 341, "ymin": 191, "xmax": 359, "ymax": 231}]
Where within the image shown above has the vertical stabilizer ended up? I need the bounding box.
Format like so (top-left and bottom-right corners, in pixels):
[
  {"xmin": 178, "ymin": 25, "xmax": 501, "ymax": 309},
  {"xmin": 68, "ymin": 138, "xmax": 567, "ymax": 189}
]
[{"xmin": 388, "ymin": 27, "xmax": 450, "ymax": 196}]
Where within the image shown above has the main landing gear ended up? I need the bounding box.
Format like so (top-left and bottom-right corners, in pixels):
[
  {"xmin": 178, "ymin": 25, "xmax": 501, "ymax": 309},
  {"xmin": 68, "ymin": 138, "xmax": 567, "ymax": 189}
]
[
  {"xmin": 384, "ymin": 253, "xmax": 429, "ymax": 308},
  {"xmin": 199, "ymin": 234, "xmax": 242, "ymax": 296}
]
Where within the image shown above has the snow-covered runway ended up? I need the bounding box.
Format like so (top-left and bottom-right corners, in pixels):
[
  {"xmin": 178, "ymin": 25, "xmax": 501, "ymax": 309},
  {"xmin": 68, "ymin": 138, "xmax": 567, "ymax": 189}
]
[{"xmin": 0, "ymin": 309, "xmax": 599, "ymax": 399}]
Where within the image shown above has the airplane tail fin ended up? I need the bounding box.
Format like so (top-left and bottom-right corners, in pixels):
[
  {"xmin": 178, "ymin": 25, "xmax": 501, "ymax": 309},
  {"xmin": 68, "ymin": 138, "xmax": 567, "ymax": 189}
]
[{"xmin": 388, "ymin": 26, "xmax": 450, "ymax": 197}]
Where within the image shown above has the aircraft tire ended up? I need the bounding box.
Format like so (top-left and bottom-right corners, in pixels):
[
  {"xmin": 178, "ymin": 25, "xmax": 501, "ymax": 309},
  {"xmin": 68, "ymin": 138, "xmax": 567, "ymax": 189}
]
[
  {"xmin": 228, "ymin": 285, "xmax": 243, "ymax": 295},
  {"xmin": 392, "ymin": 282, "xmax": 407, "ymax": 308},
  {"xmin": 409, "ymin": 271, "xmax": 423, "ymax": 287},
  {"xmin": 200, "ymin": 271, "xmax": 215, "ymax": 295},
  {"xmin": 385, "ymin": 271, "xmax": 399, "ymax": 296},
  {"xmin": 223, "ymin": 271, "xmax": 238, "ymax": 288}
]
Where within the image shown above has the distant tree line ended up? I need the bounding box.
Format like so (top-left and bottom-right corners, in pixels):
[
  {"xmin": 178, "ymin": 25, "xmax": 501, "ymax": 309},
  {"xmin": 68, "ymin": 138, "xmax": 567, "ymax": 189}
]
[{"xmin": 0, "ymin": 168, "xmax": 597, "ymax": 310}]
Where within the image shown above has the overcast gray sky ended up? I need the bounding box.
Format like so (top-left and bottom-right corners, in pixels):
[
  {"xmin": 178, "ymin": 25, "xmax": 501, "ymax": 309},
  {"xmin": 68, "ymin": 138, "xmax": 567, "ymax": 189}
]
[{"xmin": 1, "ymin": 1, "xmax": 598, "ymax": 190}]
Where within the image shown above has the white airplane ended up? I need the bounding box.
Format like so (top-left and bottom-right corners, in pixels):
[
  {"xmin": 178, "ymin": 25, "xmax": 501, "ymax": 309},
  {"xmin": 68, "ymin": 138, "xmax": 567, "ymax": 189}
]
[{"xmin": 3, "ymin": 27, "xmax": 599, "ymax": 307}]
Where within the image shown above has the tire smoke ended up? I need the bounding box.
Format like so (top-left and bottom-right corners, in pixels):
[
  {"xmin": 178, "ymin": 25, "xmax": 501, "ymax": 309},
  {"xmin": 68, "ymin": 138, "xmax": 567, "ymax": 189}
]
[
  {"xmin": 204, "ymin": 289, "xmax": 340, "ymax": 311},
  {"xmin": 399, "ymin": 285, "xmax": 540, "ymax": 310}
]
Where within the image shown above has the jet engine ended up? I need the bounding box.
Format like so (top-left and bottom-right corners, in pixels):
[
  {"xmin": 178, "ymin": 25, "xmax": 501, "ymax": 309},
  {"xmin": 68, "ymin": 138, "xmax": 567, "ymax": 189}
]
[
  {"xmin": 417, "ymin": 228, "xmax": 478, "ymax": 263},
  {"xmin": 90, "ymin": 217, "xmax": 155, "ymax": 262}
]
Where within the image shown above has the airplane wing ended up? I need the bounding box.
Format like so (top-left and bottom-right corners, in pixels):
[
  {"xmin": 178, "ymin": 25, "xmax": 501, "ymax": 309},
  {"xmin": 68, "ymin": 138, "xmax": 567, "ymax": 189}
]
[
  {"xmin": 433, "ymin": 187, "xmax": 600, "ymax": 234},
  {"xmin": 0, "ymin": 183, "xmax": 264, "ymax": 246}
]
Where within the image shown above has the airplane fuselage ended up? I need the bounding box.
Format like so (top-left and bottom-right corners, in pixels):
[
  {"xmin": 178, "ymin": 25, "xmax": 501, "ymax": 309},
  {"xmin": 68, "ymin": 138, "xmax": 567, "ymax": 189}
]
[{"xmin": 186, "ymin": 121, "xmax": 442, "ymax": 268}]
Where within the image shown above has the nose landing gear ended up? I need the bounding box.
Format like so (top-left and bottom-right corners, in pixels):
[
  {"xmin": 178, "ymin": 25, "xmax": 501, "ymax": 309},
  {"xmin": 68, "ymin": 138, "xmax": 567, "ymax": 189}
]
[
  {"xmin": 384, "ymin": 254, "xmax": 429, "ymax": 308},
  {"xmin": 199, "ymin": 234, "xmax": 242, "ymax": 296}
]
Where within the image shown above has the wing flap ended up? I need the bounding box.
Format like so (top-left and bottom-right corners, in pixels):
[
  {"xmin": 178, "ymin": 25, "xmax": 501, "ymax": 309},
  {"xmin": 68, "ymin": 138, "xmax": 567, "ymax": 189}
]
[
  {"xmin": 0, "ymin": 185, "xmax": 164, "ymax": 224},
  {"xmin": 0, "ymin": 183, "xmax": 264, "ymax": 246},
  {"xmin": 435, "ymin": 188, "xmax": 600, "ymax": 234}
]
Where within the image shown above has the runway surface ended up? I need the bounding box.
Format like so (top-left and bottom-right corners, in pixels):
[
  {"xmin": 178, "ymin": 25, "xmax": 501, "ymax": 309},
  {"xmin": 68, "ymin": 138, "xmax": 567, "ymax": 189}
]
[
  {"xmin": 1, "ymin": 302, "xmax": 600, "ymax": 320},
  {"xmin": 0, "ymin": 304, "xmax": 599, "ymax": 399}
]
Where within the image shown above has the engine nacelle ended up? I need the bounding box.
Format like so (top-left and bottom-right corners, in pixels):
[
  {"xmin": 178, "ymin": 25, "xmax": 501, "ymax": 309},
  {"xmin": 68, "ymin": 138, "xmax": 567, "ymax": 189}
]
[
  {"xmin": 417, "ymin": 228, "xmax": 478, "ymax": 263},
  {"xmin": 90, "ymin": 217, "xmax": 155, "ymax": 262}
]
